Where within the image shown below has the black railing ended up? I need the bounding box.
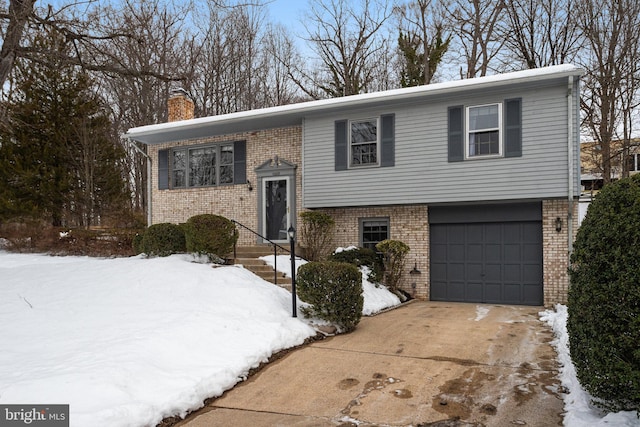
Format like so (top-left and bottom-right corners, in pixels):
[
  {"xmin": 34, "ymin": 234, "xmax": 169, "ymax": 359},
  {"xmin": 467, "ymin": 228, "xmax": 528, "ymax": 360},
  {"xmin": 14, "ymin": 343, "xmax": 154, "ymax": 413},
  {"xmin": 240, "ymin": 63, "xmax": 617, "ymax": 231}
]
[{"xmin": 231, "ymin": 219, "xmax": 292, "ymax": 286}]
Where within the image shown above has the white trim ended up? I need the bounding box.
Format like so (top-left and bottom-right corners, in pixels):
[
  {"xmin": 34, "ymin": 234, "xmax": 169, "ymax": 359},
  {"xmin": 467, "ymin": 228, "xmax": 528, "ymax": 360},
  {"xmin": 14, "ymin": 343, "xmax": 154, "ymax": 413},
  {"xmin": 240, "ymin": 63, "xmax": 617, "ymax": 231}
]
[
  {"xmin": 465, "ymin": 103, "xmax": 503, "ymax": 159},
  {"xmin": 348, "ymin": 117, "xmax": 381, "ymax": 168},
  {"xmin": 261, "ymin": 176, "xmax": 291, "ymax": 243}
]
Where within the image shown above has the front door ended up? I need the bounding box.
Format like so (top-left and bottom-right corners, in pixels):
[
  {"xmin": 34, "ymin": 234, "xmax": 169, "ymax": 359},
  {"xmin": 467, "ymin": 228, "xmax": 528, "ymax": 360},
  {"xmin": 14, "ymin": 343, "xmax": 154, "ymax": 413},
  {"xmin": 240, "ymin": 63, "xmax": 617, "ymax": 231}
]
[{"xmin": 263, "ymin": 177, "xmax": 290, "ymax": 242}]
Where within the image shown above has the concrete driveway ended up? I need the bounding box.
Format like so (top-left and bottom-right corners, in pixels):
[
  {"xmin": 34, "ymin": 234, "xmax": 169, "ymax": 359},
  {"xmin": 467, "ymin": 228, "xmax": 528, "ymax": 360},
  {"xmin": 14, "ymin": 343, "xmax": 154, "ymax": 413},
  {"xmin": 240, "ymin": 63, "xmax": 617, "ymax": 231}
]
[{"xmin": 176, "ymin": 301, "xmax": 564, "ymax": 427}]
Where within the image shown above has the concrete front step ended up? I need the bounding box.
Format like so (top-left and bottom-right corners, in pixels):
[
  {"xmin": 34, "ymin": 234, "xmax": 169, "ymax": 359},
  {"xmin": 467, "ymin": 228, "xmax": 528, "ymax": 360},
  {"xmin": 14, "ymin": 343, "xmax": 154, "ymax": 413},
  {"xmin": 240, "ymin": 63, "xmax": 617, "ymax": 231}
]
[{"xmin": 231, "ymin": 248, "xmax": 293, "ymax": 289}]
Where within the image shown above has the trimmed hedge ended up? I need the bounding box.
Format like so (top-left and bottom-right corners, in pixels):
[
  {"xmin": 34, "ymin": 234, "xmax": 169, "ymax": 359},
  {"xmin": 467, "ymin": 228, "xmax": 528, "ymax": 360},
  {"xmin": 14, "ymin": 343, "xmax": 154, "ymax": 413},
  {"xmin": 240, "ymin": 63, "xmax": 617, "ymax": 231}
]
[
  {"xmin": 184, "ymin": 214, "xmax": 237, "ymax": 261},
  {"xmin": 297, "ymin": 261, "xmax": 363, "ymax": 333},
  {"xmin": 568, "ymin": 174, "xmax": 640, "ymax": 412},
  {"xmin": 329, "ymin": 247, "xmax": 383, "ymax": 283},
  {"xmin": 141, "ymin": 223, "xmax": 186, "ymax": 257}
]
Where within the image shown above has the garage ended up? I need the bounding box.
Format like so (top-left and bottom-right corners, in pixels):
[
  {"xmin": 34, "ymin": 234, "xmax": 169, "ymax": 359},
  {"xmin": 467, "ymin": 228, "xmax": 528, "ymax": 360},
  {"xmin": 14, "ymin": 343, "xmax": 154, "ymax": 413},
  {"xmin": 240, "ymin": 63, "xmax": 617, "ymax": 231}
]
[{"xmin": 429, "ymin": 203, "xmax": 543, "ymax": 305}]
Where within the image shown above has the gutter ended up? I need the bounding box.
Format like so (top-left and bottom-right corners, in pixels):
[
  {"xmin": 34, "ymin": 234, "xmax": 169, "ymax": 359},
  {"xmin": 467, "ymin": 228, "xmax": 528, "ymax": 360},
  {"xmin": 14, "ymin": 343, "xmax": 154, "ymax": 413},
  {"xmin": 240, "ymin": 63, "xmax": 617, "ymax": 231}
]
[
  {"xmin": 567, "ymin": 76, "xmax": 574, "ymax": 256},
  {"xmin": 127, "ymin": 138, "xmax": 152, "ymax": 226}
]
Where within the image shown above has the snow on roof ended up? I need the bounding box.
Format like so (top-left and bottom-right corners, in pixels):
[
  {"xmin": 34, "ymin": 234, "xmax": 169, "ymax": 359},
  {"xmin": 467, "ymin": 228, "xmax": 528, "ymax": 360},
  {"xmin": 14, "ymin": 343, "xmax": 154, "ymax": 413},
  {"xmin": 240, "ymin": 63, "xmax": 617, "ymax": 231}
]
[{"xmin": 125, "ymin": 64, "xmax": 583, "ymax": 144}]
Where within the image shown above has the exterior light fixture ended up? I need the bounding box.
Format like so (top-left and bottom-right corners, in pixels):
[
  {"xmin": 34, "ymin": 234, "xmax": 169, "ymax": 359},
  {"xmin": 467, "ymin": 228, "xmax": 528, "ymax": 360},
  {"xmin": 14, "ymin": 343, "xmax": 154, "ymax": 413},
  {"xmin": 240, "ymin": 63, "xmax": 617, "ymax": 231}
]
[
  {"xmin": 288, "ymin": 225, "xmax": 297, "ymax": 318},
  {"xmin": 247, "ymin": 180, "xmax": 253, "ymax": 191},
  {"xmin": 555, "ymin": 217, "xmax": 563, "ymax": 233}
]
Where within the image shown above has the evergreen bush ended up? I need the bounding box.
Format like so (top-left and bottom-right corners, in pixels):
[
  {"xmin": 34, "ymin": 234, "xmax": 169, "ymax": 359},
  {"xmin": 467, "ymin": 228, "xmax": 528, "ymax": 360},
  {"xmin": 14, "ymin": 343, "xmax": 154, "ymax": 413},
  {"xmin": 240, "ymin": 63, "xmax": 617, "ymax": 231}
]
[
  {"xmin": 568, "ymin": 174, "xmax": 640, "ymax": 412},
  {"xmin": 297, "ymin": 261, "xmax": 363, "ymax": 333},
  {"xmin": 184, "ymin": 214, "xmax": 237, "ymax": 260},
  {"xmin": 141, "ymin": 223, "xmax": 186, "ymax": 257},
  {"xmin": 299, "ymin": 211, "xmax": 335, "ymax": 261},
  {"xmin": 329, "ymin": 247, "xmax": 384, "ymax": 283},
  {"xmin": 376, "ymin": 239, "xmax": 410, "ymax": 292}
]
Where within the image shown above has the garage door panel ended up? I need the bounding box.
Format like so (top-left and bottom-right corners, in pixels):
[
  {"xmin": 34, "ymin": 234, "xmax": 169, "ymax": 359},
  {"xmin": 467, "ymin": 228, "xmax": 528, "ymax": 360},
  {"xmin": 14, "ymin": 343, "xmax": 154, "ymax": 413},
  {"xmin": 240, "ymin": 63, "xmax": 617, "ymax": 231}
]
[
  {"xmin": 466, "ymin": 282, "xmax": 483, "ymax": 301},
  {"xmin": 430, "ymin": 205, "xmax": 543, "ymax": 305}
]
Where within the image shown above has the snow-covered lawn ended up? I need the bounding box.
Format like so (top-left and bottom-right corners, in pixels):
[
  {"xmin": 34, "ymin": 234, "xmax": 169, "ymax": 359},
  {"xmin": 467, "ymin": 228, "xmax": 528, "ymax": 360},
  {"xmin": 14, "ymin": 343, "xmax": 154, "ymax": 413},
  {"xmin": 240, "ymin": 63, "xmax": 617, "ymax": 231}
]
[
  {"xmin": 0, "ymin": 251, "xmax": 399, "ymax": 427},
  {"xmin": 1, "ymin": 251, "xmax": 636, "ymax": 427}
]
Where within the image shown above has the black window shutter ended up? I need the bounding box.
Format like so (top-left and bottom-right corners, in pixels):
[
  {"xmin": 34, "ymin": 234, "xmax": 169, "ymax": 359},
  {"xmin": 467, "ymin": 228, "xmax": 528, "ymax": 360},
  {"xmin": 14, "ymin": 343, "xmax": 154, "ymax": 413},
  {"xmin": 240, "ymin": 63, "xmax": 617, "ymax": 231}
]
[
  {"xmin": 234, "ymin": 140, "xmax": 247, "ymax": 184},
  {"xmin": 158, "ymin": 149, "xmax": 169, "ymax": 190},
  {"xmin": 504, "ymin": 98, "xmax": 522, "ymax": 157},
  {"xmin": 335, "ymin": 120, "xmax": 348, "ymax": 171},
  {"xmin": 448, "ymin": 105, "xmax": 464, "ymax": 162},
  {"xmin": 380, "ymin": 114, "xmax": 395, "ymax": 167}
]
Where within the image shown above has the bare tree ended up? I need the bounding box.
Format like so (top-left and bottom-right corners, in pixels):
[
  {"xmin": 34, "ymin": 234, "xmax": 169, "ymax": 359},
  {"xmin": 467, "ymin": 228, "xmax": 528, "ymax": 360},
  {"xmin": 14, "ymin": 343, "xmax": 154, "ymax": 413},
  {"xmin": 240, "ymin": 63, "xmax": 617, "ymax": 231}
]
[
  {"xmin": 444, "ymin": 0, "xmax": 506, "ymax": 78},
  {"xmin": 502, "ymin": 0, "xmax": 582, "ymax": 69},
  {"xmin": 394, "ymin": 0, "xmax": 450, "ymax": 85},
  {"xmin": 578, "ymin": 0, "xmax": 640, "ymax": 183},
  {"xmin": 300, "ymin": 0, "xmax": 393, "ymax": 97}
]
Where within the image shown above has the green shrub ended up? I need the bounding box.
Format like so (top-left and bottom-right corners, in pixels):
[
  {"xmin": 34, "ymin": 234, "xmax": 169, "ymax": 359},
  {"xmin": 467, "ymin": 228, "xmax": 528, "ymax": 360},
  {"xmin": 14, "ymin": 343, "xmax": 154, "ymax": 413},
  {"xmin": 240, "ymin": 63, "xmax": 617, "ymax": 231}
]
[
  {"xmin": 184, "ymin": 214, "xmax": 237, "ymax": 260},
  {"xmin": 376, "ymin": 239, "xmax": 410, "ymax": 292},
  {"xmin": 297, "ymin": 261, "xmax": 363, "ymax": 333},
  {"xmin": 329, "ymin": 247, "xmax": 383, "ymax": 283},
  {"xmin": 141, "ymin": 223, "xmax": 186, "ymax": 257},
  {"xmin": 299, "ymin": 211, "xmax": 335, "ymax": 261},
  {"xmin": 568, "ymin": 174, "xmax": 640, "ymax": 412},
  {"xmin": 132, "ymin": 232, "xmax": 144, "ymax": 254}
]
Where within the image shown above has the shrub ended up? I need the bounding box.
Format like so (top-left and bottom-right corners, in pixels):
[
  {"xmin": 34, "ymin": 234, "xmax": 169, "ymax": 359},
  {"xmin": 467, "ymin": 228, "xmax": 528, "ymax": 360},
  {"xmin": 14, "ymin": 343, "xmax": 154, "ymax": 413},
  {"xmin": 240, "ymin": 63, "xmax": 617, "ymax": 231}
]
[
  {"xmin": 132, "ymin": 232, "xmax": 144, "ymax": 254},
  {"xmin": 329, "ymin": 247, "xmax": 383, "ymax": 283},
  {"xmin": 376, "ymin": 239, "xmax": 410, "ymax": 292},
  {"xmin": 299, "ymin": 211, "xmax": 335, "ymax": 261},
  {"xmin": 183, "ymin": 214, "xmax": 237, "ymax": 260},
  {"xmin": 141, "ymin": 223, "xmax": 186, "ymax": 257},
  {"xmin": 568, "ymin": 174, "xmax": 640, "ymax": 412},
  {"xmin": 297, "ymin": 261, "xmax": 363, "ymax": 333}
]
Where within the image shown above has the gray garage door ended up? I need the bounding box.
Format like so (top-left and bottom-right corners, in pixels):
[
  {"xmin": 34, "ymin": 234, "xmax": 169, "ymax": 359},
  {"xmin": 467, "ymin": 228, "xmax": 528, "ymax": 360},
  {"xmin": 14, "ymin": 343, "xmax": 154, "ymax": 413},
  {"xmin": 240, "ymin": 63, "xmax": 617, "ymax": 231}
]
[{"xmin": 429, "ymin": 203, "xmax": 543, "ymax": 305}]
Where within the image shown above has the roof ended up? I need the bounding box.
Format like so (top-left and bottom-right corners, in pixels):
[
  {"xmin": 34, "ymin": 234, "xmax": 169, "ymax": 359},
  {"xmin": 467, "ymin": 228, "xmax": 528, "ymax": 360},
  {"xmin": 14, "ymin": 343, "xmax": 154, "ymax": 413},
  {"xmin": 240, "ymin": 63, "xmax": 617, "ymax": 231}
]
[{"xmin": 124, "ymin": 64, "xmax": 584, "ymax": 145}]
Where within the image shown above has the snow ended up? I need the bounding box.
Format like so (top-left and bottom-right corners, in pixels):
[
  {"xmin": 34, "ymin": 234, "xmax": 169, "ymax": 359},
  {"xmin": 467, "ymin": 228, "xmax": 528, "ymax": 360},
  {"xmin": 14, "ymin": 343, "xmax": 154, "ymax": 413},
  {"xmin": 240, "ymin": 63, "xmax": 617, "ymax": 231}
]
[
  {"xmin": 259, "ymin": 254, "xmax": 401, "ymax": 316},
  {"xmin": 540, "ymin": 305, "xmax": 639, "ymax": 426},
  {"xmin": 0, "ymin": 251, "xmax": 400, "ymax": 427}
]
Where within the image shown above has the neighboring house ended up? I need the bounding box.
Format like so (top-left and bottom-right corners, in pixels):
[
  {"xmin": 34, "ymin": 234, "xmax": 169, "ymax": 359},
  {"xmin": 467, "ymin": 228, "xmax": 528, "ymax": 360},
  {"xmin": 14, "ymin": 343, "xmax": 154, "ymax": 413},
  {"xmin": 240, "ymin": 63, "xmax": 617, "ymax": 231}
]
[
  {"xmin": 580, "ymin": 138, "xmax": 640, "ymax": 194},
  {"xmin": 125, "ymin": 65, "xmax": 583, "ymax": 307}
]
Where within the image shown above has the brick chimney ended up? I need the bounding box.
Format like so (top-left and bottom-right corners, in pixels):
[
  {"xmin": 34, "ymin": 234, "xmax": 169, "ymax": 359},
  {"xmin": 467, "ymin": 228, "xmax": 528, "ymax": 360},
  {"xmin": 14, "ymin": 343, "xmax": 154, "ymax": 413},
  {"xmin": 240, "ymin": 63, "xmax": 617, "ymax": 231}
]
[{"xmin": 167, "ymin": 88, "xmax": 194, "ymax": 122}]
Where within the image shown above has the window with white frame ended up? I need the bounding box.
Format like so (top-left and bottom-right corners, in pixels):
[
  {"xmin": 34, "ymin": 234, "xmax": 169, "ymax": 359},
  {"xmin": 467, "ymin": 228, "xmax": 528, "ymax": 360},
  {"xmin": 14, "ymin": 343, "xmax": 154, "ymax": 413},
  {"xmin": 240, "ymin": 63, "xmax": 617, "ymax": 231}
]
[
  {"xmin": 171, "ymin": 143, "xmax": 234, "ymax": 188},
  {"xmin": 466, "ymin": 103, "xmax": 502, "ymax": 157},
  {"xmin": 350, "ymin": 118, "xmax": 379, "ymax": 167}
]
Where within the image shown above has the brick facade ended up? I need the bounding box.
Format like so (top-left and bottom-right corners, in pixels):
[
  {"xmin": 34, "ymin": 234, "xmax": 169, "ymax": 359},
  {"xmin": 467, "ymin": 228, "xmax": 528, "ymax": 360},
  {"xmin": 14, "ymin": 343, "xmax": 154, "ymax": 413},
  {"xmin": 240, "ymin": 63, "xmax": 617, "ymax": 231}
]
[
  {"xmin": 148, "ymin": 126, "xmax": 302, "ymax": 246},
  {"xmin": 542, "ymin": 199, "xmax": 579, "ymax": 306},
  {"xmin": 320, "ymin": 205, "xmax": 430, "ymax": 299}
]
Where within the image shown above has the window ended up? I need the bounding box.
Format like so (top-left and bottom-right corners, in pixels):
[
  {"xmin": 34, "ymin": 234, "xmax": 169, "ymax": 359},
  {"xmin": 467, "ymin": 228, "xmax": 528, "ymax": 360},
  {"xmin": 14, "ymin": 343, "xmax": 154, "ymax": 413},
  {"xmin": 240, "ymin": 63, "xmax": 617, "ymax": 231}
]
[
  {"xmin": 466, "ymin": 103, "xmax": 502, "ymax": 157},
  {"xmin": 350, "ymin": 119, "xmax": 379, "ymax": 167},
  {"xmin": 360, "ymin": 218, "xmax": 389, "ymax": 251},
  {"xmin": 626, "ymin": 153, "xmax": 639, "ymax": 172},
  {"xmin": 448, "ymin": 99, "xmax": 521, "ymax": 162},
  {"xmin": 171, "ymin": 143, "xmax": 233, "ymax": 188}
]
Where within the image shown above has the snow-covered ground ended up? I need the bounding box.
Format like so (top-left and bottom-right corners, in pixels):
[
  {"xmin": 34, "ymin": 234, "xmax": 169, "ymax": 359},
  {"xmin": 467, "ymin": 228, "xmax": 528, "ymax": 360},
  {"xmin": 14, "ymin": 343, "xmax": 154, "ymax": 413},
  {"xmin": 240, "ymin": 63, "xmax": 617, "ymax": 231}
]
[
  {"xmin": 0, "ymin": 250, "xmax": 636, "ymax": 427},
  {"xmin": 0, "ymin": 251, "xmax": 399, "ymax": 427},
  {"xmin": 540, "ymin": 305, "xmax": 639, "ymax": 426}
]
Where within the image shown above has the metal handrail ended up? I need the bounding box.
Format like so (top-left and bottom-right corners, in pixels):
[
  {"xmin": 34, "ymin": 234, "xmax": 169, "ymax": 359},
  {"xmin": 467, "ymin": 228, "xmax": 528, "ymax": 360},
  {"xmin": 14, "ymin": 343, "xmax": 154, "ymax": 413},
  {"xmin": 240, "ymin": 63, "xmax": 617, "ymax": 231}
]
[{"xmin": 231, "ymin": 219, "xmax": 293, "ymax": 285}]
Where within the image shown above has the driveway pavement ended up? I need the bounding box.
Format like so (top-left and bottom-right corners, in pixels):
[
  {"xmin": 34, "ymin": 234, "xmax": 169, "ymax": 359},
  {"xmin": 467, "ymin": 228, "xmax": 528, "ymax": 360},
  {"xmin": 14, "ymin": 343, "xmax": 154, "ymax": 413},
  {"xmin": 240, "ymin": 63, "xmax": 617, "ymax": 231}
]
[{"xmin": 176, "ymin": 301, "xmax": 564, "ymax": 427}]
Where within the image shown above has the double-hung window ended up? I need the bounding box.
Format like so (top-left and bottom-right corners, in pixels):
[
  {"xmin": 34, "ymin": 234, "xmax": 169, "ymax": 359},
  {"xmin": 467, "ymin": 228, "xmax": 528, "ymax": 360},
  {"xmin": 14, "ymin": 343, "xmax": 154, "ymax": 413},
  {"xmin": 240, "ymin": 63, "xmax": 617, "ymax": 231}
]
[
  {"xmin": 360, "ymin": 218, "xmax": 389, "ymax": 251},
  {"xmin": 466, "ymin": 103, "xmax": 502, "ymax": 158},
  {"xmin": 171, "ymin": 143, "xmax": 234, "ymax": 188},
  {"xmin": 350, "ymin": 119, "xmax": 379, "ymax": 167}
]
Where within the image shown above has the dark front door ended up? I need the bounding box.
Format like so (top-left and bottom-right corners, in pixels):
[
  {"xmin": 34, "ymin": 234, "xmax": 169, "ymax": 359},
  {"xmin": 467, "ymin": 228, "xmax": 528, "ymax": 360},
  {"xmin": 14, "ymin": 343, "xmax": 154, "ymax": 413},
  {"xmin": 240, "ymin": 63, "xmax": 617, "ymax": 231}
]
[
  {"xmin": 429, "ymin": 203, "xmax": 543, "ymax": 305},
  {"xmin": 264, "ymin": 178, "xmax": 288, "ymax": 241}
]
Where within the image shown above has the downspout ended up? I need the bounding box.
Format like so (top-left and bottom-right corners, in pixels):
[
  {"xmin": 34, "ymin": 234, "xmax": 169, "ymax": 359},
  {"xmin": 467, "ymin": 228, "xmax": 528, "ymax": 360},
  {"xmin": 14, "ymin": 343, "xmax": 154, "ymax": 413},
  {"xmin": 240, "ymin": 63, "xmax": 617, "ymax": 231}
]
[
  {"xmin": 128, "ymin": 138, "xmax": 152, "ymax": 226},
  {"xmin": 567, "ymin": 75, "xmax": 574, "ymax": 256}
]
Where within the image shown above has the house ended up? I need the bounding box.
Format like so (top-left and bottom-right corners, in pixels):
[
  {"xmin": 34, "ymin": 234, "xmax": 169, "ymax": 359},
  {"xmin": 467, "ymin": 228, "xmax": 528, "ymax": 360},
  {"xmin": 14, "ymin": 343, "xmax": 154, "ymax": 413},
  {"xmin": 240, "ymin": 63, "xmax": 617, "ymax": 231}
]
[
  {"xmin": 580, "ymin": 138, "xmax": 640, "ymax": 194},
  {"xmin": 125, "ymin": 65, "xmax": 583, "ymax": 307}
]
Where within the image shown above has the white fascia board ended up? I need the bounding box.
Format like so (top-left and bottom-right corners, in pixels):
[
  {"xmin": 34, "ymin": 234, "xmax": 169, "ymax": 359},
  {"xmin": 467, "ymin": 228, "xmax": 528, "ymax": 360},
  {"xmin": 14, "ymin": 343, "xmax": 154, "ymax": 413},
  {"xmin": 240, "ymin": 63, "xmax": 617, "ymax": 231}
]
[{"xmin": 125, "ymin": 64, "xmax": 584, "ymax": 143}]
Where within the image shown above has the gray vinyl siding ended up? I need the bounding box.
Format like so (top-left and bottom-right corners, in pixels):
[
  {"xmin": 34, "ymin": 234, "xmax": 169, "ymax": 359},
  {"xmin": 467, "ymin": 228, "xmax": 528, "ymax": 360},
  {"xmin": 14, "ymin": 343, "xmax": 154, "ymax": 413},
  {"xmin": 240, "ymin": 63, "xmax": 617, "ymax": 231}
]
[{"xmin": 303, "ymin": 81, "xmax": 578, "ymax": 208}]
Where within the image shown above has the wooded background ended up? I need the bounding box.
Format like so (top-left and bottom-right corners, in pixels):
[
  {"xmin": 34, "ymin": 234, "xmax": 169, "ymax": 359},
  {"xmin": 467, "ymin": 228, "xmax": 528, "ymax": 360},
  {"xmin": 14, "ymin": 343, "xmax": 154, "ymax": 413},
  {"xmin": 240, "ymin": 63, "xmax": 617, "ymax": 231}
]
[{"xmin": 0, "ymin": 0, "xmax": 638, "ymax": 228}]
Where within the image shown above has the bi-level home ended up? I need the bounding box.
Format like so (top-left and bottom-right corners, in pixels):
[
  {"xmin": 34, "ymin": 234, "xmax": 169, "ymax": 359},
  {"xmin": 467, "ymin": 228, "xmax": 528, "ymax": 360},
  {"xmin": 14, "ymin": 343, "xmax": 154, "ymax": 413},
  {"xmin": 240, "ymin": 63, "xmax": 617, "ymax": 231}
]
[{"xmin": 125, "ymin": 64, "xmax": 583, "ymax": 307}]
